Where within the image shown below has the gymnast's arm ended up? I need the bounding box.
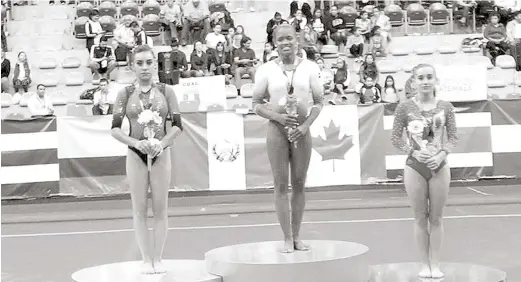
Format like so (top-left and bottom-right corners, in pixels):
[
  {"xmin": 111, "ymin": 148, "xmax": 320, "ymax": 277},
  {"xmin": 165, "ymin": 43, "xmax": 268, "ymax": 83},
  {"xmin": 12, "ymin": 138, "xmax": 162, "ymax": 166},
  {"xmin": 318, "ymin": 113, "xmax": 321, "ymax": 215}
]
[
  {"xmin": 301, "ymin": 64, "xmax": 324, "ymax": 129},
  {"xmin": 160, "ymin": 85, "xmax": 184, "ymax": 149},
  {"xmin": 439, "ymin": 101, "xmax": 458, "ymax": 157},
  {"xmin": 252, "ymin": 65, "xmax": 278, "ymax": 121},
  {"xmin": 391, "ymin": 102, "xmax": 414, "ymax": 154},
  {"xmin": 111, "ymin": 89, "xmax": 139, "ymax": 147}
]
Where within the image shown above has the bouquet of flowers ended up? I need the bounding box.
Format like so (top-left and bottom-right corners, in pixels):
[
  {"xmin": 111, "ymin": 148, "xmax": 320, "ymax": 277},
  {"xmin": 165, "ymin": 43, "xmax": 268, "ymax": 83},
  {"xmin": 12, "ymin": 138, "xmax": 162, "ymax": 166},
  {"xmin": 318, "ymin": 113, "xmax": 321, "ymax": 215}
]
[
  {"xmin": 137, "ymin": 109, "xmax": 163, "ymax": 172},
  {"xmin": 284, "ymin": 94, "xmax": 299, "ymax": 148},
  {"xmin": 407, "ymin": 117, "xmax": 440, "ymax": 171}
]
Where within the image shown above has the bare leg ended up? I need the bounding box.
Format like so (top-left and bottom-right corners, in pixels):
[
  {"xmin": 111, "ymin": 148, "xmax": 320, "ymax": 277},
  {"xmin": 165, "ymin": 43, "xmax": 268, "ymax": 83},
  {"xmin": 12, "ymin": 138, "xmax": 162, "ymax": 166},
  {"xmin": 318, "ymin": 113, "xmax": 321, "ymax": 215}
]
[
  {"xmin": 266, "ymin": 122, "xmax": 293, "ymax": 253},
  {"xmin": 427, "ymin": 165, "xmax": 451, "ymax": 278},
  {"xmin": 289, "ymin": 132, "xmax": 312, "ymax": 251},
  {"xmin": 150, "ymin": 148, "xmax": 172, "ymax": 274},
  {"xmin": 126, "ymin": 150, "xmax": 154, "ymax": 274},
  {"xmin": 403, "ymin": 165, "xmax": 431, "ymax": 278}
]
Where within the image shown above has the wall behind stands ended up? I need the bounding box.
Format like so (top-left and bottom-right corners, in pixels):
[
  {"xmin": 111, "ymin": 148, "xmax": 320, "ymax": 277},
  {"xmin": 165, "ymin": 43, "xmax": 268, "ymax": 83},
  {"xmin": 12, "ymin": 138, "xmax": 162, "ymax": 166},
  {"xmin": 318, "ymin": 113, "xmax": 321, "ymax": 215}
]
[{"xmin": 1, "ymin": 100, "xmax": 521, "ymax": 199}]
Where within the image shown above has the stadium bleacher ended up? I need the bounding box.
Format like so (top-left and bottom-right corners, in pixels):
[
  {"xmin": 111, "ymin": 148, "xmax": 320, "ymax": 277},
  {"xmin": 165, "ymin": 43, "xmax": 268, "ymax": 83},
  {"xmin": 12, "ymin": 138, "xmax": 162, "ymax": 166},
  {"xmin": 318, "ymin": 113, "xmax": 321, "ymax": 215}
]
[{"xmin": 1, "ymin": 0, "xmax": 520, "ymax": 119}]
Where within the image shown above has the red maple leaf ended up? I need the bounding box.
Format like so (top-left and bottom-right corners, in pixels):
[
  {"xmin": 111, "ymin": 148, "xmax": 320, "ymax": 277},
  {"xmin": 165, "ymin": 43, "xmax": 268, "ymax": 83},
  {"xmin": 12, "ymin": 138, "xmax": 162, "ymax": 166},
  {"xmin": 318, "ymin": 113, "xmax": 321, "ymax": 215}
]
[{"xmin": 312, "ymin": 120, "xmax": 354, "ymax": 172}]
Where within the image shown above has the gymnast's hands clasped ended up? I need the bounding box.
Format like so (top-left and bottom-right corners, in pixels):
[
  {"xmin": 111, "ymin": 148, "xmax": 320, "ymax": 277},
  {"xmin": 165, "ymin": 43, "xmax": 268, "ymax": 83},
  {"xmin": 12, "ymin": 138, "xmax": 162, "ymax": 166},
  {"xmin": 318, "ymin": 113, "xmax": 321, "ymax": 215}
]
[
  {"xmin": 133, "ymin": 139, "xmax": 164, "ymax": 158},
  {"xmin": 413, "ymin": 149, "xmax": 446, "ymax": 170}
]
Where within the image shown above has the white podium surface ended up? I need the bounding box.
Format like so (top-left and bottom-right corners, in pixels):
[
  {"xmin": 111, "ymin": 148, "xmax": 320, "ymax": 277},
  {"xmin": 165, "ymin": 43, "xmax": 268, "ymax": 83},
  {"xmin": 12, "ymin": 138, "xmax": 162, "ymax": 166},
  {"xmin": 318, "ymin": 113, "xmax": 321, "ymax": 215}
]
[
  {"xmin": 205, "ymin": 240, "xmax": 371, "ymax": 282},
  {"xmin": 71, "ymin": 260, "xmax": 222, "ymax": 282},
  {"xmin": 371, "ymin": 262, "xmax": 507, "ymax": 282}
]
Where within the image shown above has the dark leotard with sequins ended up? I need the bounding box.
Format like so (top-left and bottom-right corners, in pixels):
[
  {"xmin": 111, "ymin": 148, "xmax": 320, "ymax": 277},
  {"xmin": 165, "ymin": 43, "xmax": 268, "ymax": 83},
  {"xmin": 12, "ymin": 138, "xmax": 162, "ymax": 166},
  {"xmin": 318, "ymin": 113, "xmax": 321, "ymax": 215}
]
[{"xmin": 111, "ymin": 83, "xmax": 182, "ymax": 164}]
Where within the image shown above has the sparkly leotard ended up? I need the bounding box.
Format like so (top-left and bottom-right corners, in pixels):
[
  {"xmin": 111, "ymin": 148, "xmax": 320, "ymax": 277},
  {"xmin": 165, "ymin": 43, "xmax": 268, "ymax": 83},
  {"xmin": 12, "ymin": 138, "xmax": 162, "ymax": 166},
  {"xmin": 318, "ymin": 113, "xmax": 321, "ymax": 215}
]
[
  {"xmin": 391, "ymin": 99, "xmax": 458, "ymax": 180},
  {"xmin": 111, "ymin": 82, "xmax": 182, "ymax": 164}
]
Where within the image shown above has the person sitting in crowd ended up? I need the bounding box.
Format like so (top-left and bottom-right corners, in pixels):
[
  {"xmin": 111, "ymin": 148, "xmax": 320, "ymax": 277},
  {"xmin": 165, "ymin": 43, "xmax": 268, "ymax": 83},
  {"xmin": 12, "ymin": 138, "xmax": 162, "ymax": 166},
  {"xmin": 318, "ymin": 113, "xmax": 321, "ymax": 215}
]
[
  {"xmin": 159, "ymin": 0, "xmax": 183, "ymax": 44},
  {"xmin": 289, "ymin": 9, "xmax": 308, "ymax": 33},
  {"xmin": 205, "ymin": 23, "xmax": 227, "ymax": 60},
  {"xmin": 1, "ymin": 50, "xmax": 10, "ymax": 93},
  {"xmin": 329, "ymin": 57, "xmax": 350, "ymax": 105},
  {"xmin": 113, "ymin": 16, "xmax": 135, "ymax": 64},
  {"xmin": 12, "ymin": 51, "xmax": 31, "ymax": 98},
  {"xmin": 368, "ymin": 26, "xmax": 387, "ymax": 57},
  {"xmin": 89, "ymin": 36, "xmax": 117, "ymax": 80},
  {"xmin": 231, "ymin": 25, "xmax": 245, "ymax": 53},
  {"xmin": 316, "ymin": 56, "xmax": 334, "ymax": 95},
  {"xmin": 300, "ymin": 24, "xmax": 318, "ymax": 53},
  {"xmin": 262, "ymin": 41, "xmax": 278, "ymax": 63},
  {"xmin": 209, "ymin": 42, "xmax": 232, "ymax": 83},
  {"xmin": 189, "ymin": 41, "xmax": 209, "ymax": 77},
  {"xmin": 290, "ymin": 0, "xmax": 313, "ymax": 22},
  {"xmin": 210, "ymin": 10, "xmax": 234, "ymax": 34},
  {"xmin": 310, "ymin": 9, "xmax": 327, "ymax": 50},
  {"xmin": 130, "ymin": 21, "xmax": 151, "ymax": 47},
  {"xmin": 371, "ymin": 6, "xmax": 392, "ymax": 44},
  {"xmin": 266, "ymin": 12, "xmax": 288, "ymax": 44},
  {"xmin": 28, "ymin": 84, "xmax": 54, "ymax": 117},
  {"xmin": 358, "ymin": 54, "xmax": 381, "ymax": 93},
  {"xmin": 326, "ymin": 5, "xmax": 348, "ymax": 51},
  {"xmin": 496, "ymin": 0, "xmax": 521, "ymax": 25},
  {"xmin": 169, "ymin": 39, "xmax": 189, "ymax": 77},
  {"xmin": 92, "ymin": 78, "xmax": 113, "ymax": 115},
  {"xmin": 358, "ymin": 76, "xmax": 381, "ymax": 104},
  {"xmin": 181, "ymin": 0, "xmax": 211, "ymax": 46},
  {"xmin": 347, "ymin": 27, "xmax": 365, "ymax": 62},
  {"xmin": 506, "ymin": 11, "xmax": 521, "ymax": 70},
  {"xmin": 454, "ymin": 0, "xmax": 478, "ymax": 28},
  {"xmin": 356, "ymin": 10, "xmax": 372, "ymax": 41},
  {"xmin": 484, "ymin": 13, "xmax": 509, "ymax": 65},
  {"xmin": 382, "ymin": 75, "xmax": 398, "ymax": 103},
  {"xmin": 233, "ymin": 36, "xmax": 257, "ymax": 86},
  {"xmin": 85, "ymin": 10, "xmax": 104, "ymax": 53}
]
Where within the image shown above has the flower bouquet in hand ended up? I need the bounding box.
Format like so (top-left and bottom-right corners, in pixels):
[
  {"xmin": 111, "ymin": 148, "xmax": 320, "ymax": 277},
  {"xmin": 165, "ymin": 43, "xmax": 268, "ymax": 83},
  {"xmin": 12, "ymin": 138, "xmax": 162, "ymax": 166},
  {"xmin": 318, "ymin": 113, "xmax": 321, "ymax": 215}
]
[
  {"xmin": 284, "ymin": 94, "xmax": 299, "ymax": 148},
  {"xmin": 137, "ymin": 109, "xmax": 163, "ymax": 172}
]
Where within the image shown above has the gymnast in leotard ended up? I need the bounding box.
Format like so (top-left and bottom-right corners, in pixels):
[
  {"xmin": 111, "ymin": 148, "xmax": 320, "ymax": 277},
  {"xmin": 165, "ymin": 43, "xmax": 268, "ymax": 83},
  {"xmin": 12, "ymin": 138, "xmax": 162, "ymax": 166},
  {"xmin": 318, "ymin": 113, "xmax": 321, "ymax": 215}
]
[
  {"xmin": 111, "ymin": 45, "xmax": 183, "ymax": 275},
  {"xmin": 252, "ymin": 23, "xmax": 324, "ymax": 253},
  {"xmin": 391, "ymin": 63, "xmax": 458, "ymax": 279}
]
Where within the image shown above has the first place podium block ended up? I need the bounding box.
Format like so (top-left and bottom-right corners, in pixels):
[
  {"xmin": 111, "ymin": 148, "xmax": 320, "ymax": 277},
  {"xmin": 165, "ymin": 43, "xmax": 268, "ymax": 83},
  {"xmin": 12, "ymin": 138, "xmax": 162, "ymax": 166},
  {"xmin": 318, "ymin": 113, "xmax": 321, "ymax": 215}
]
[{"xmin": 205, "ymin": 240, "xmax": 371, "ymax": 282}]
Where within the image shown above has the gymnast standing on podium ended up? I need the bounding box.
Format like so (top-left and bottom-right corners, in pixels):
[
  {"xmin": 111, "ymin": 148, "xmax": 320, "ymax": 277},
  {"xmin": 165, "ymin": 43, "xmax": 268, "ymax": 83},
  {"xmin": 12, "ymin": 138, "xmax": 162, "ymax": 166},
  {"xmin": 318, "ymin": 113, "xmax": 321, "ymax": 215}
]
[
  {"xmin": 252, "ymin": 23, "xmax": 324, "ymax": 253},
  {"xmin": 111, "ymin": 45, "xmax": 183, "ymax": 274},
  {"xmin": 391, "ymin": 63, "xmax": 458, "ymax": 279}
]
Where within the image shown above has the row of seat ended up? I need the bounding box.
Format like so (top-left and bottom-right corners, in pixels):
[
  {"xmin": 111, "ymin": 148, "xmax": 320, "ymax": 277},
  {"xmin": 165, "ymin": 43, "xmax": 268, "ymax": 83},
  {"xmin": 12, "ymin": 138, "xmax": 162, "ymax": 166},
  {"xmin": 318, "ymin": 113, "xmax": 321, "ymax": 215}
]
[{"xmin": 77, "ymin": 0, "xmax": 162, "ymax": 19}]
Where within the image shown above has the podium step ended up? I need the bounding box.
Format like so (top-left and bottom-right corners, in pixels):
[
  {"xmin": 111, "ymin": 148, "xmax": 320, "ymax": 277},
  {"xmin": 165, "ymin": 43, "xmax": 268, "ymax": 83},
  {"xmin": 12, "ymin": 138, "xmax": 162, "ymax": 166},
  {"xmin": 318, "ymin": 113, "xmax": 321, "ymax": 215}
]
[
  {"xmin": 71, "ymin": 260, "xmax": 221, "ymax": 282},
  {"xmin": 205, "ymin": 240, "xmax": 371, "ymax": 282},
  {"xmin": 370, "ymin": 262, "xmax": 507, "ymax": 282}
]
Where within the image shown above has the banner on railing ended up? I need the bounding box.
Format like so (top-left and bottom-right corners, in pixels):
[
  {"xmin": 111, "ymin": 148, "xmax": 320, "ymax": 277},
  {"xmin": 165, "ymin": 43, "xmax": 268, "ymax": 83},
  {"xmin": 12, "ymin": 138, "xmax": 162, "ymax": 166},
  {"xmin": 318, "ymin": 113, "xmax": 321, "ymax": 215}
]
[
  {"xmin": 2, "ymin": 100, "xmax": 521, "ymax": 199},
  {"xmin": 433, "ymin": 64, "xmax": 488, "ymax": 102}
]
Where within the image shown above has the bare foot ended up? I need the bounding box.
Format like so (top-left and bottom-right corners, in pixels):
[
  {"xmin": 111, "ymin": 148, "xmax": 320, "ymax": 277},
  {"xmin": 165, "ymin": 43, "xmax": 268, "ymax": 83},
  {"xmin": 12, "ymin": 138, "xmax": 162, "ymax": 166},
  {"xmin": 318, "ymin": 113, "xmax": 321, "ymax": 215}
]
[
  {"xmin": 153, "ymin": 261, "xmax": 167, "ymax": 274},
  {"xmin": 293, "ymin": 239, "xmax": 310, "ymax": 251},
  {"xmin": 418, "ymin": 264, "xmax": 432, "ymax": 278},
  {"xmin": 139, "ymin": 261, "xmax": 155, "ymax": 275},
  {"xmin": 430, "ymin": 265, "xmax": 444, "ymax": 279},
  {"xmin": 280, "ymin": 239, "xmax": 295, "ymax": 253}
]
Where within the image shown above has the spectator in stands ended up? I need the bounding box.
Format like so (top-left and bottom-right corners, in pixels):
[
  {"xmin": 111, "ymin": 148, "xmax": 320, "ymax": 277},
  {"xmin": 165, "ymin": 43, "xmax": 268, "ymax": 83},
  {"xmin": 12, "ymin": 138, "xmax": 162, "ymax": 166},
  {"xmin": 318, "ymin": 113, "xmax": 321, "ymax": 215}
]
[
  {"xmin": 496, "ymin": 0, "xmax": 521, "ymax": 25},
  {"xmin": 289, "ymin": 9, "xmax": 308, "ymax": 33},
  {"xmin": 316, "ymin": 56, "xmax": 334, "ymax": 95},
  {"xmin": 358, "ymin": 76, "xmax": 381, "ymax": 104},
  {"xmin": 328, "ymin": 57, "xmax": 350, "ymax": 104},
  {"xmin": 455, "ymin": 0, "xmax": 477, "ymax": 27},
  {"xmin": 311, "ymin": 9, "xmax": 327, "ymax": 50},
  {"xmin": 28, "ymin": 84, "xmax": 54, "ymax": 117},
  {"xmin": 347, "ymin": 27, "xmax": 365, "ymax": 62},
  {"xmin": 113, "ymin": 16, "xmax": 135, "ymax": 64},
  {"xmin": 169, "ymin": 39, "xmax": 189, "ymax": 77},
  {"xmin": 290, "ymin": 0, "xmax": 313, "ymax": 22},
  {"xmin": 130, "ymin": 21, "xmax": 150, "ymax": 47},
  {"xmin": 382, "ymin": 75, "xmax": 398, "ymax": 103},
  {"xmin": 357, "ymin": 54, "xmax": 381, "ymax": 93},
  {"xmin": 85, "ymin": 10, "xmax": 104, "ymax": 53},
  {"xmin": 209, "ymin": 42, "xmax": 232, "ymax": 82},
  {"xmin": 189, "ymin": 41, "xmax": 209, "ymax": 77},
  {"xmin": 1, "ymin": 51, "xmax": 10, "ymax": 93},
  {"xmin": 266, "ymin": 12, "xmax": 288, "ymax": 44},
  {"xmin": 371, "ymin": 6, "xmax": 392, "ymax": 43},
  {"xmin": 92, "ymin": 78, "xmax": 113, "ymax": 115},
  {"xmin": 300, "ymin": 24, "xmax": 318, "ymax": 54},
  {"xmin": 326, "ymin": 6, "xmax": 348, "ymax": 51},
  {"xmin": 160, "ymin": 0, "xmax": 183, "ymax": 44},
  {"xmin": 89, "ymin": 36, "xmax": 117, "ymax": 80},
  {"xmin": 181, "ymin": 0, "xmax": 211, "ymax": 46},
  {"xmin": 262, "ymin": 42, "xmax": 278, "ymax": 63},
  {"xmin": 233, "ymin": 36, "xmax": 257, "ymax": 86},
  {"xmin": 484, "ymin": 13, "xmax": 509, "ymax": 65},
  {"xmin": 12, "ymin": 51, "xmax": 31, "ymax": 96},
  {"xmin": 231, "ymin": 25, "xmax": 245, "ymax": 52},
  {"xmin": 356, "ymin": 10, "xmax": 372, "ymax": 41},
  {"xmin": 506, "ymin": 11, "xmax": 521, "ymax": 70},
  {"xmin": 368, "ymin": 26, "xmax": 387, "ymax": 57},
  {"xmin": 210, "ymin": 10, "xmax": 234, "ymax": 33},
  {"xmin": 205, "ymin": 23, "xmax": 227, "ymax": 59}
]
